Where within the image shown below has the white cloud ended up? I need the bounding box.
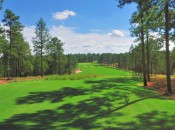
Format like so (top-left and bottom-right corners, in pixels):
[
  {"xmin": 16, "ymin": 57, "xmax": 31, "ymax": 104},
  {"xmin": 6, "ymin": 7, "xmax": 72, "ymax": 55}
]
[
  {"xmin": 22, "ymin": 25, "xmax": 134, "ymax": 54},
  {"xmin": 108, "ymin": 30, "xmax": 125, "ymax": 37},
  {"xmin": 50, "ymin": 26, "xmax": 133, "ymax": 54},
  {"xmin": 52, "ymin": 10, "xmax": 76, "ymax": 20}
]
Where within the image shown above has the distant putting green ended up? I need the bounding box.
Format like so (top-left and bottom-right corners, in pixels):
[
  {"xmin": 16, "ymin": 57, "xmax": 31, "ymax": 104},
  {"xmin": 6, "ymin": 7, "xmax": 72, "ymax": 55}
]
[{"xmin": 0, "ymin": 63, "xmax": 175, "ymax": 130}]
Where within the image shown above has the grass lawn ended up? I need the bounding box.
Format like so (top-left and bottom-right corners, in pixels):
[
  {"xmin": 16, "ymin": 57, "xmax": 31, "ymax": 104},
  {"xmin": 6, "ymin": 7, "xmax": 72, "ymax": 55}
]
[{"xmin": 0, "ymin": 63, "xmax": 175, "ymax": 130}]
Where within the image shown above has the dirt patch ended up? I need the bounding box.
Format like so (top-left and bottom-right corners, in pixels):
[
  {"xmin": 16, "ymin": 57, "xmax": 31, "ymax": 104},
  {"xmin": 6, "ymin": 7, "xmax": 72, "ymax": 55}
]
[
  {"xmin": 0, "ymin": 79, "xmax": 8, "ymax": 84},
  {"xmin": 147, "ymin": 75, "xmax": 175, "ymax": 99},
  {"xmin": 0, "ymin": 77, "xmax": 44, "ymax": 83},
  {"xmin": 147, "ymin": 82, "xmax": 155, "ymax": 87}
]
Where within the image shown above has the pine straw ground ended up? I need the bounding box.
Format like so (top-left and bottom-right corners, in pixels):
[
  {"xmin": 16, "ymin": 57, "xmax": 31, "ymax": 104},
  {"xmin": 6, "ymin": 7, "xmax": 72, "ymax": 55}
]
[
  {"xmin": 0, "ymin": 78, "xmax": 8, "ymax": 84},
  {"xmin": 0, "ymin": 69, "xmax": 83, "ymax": 84},
  {"xmin": 148, "ymin": 75, "xmax": 175, "ymax": 99},
  {"xmin": 0, "ymin": 77, "xmax": 44, "ymax": 84}
]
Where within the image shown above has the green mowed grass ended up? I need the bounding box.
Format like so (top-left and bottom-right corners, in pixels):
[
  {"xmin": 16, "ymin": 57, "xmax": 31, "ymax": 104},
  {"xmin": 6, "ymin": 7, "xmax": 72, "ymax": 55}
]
[{"xmin": 0, "ymin": 63, "xmax": 175, "ymax": 130}]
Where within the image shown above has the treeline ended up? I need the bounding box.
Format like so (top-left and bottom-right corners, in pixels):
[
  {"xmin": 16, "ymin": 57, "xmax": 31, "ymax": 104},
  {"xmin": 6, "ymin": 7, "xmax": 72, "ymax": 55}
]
[
  {"xmin": 73, "ymin": 49, "xmax": 175, "ymax": 76},
  {"xmin": 0, "ymin": 9, "xmax": 77, "ymax": 78},
  {"xmin": 115, "ymin": 0, "xmax": 175, "ymax": 94},
  {"xmin": 1, "ymin": 0, "xmax": 175, "ymax": 95},
  {"xmin": 74, "ymin": 53, "xmax": 122, "ymax": 67}
]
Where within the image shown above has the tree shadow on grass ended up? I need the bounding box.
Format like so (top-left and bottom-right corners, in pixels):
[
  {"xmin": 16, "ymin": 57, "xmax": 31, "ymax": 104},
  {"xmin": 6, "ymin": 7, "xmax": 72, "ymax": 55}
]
[
  {"xmin": 0, "ymin": 95, "xmax": 150, "ymax": 130},
  {"xmin": 85, "ymin": 77, "xmax": 142, "ymax": 85},
  {"xmin": 16, "ymin": 77, "xmax": 163, "ymax": 106},
  {"xmin": 108, "ymin": 111, "xmax": 175, "ymax": 130},
  {"xmin": 16, "ymin": 87, "xmax": 87, "ymax": 104},
  {"xmin": 85, "ymin": 77, "xmax": 165, "ymax": 99},
  {"xmin": 1, "ymin": 77, "xmax": 171, "ymax": 129}
]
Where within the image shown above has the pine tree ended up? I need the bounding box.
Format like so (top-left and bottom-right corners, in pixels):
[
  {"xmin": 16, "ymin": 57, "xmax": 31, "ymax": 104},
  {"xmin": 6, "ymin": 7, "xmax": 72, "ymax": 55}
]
[
  {"xmin": 46, "ymin": 37, "xmax": 67, "ymax": 75},
  {"xmin": 2, "ymin": 9, "xmax": 23, "ymax": 78},
  {"xmin": 33, "ymin": 18, "xmax": 50, "ymax": 77}
]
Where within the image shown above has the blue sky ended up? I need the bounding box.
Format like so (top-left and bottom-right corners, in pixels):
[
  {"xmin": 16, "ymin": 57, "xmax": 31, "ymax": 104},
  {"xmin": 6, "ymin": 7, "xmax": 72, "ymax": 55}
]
[{"xmin": 0, "ymin": 0, "xmax": 138, "ymax": 54}]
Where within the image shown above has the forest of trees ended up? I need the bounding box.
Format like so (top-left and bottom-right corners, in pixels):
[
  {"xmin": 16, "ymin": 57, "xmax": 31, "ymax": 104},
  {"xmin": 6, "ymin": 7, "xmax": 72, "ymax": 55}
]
[
  {"xmin": 75, "ymin": 0, "xmax": 175, "ymax": 93},
  {"xmin": 0, "ymin": 9, "xmax": 77, "ymax": 78},
  {"xmin": 0, "ymin": 0, "xmax": 175, "ymax": 94},
  {"xmin": 115, "ymin": 0, "xmax": 175, "ymax": 94},
  {"xmin": 73, "ymin": 50, "xmax": 175, "ymax": 76}
]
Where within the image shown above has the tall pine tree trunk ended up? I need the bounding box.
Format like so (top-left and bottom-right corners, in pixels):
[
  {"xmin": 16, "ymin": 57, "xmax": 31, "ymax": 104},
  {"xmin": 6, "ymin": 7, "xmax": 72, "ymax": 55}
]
[
  {"xmin": 150, "ymin": 59, "xmax": 153, "ymax": 76},
  {"xmin": 140, "ymin": 5, "xmax": 147, "ymax": 86},
  {"xmin": 9, "ymin": 28, "xmax": 12, "ymax": 78},
  {"xmin": 165, "ymin": 0, "xmax": 173, "ymax": 94},
  {"xmin": 118, "ymin": 55, "xmax": 121, "ymax": 68},
  {"xmin": 141, "ymin": 30, "xmax": 147, "ymax": 86},
  {"xmin": 15, "ymin": 58, "xmax": 18, "ymax": 77},
  {"xmin": 41, "ymin": 41, "xmax": 43, "ymax": 77},
  {"xmin": 146, "ymin": 33, "xmax": 150, "ymax": 82},
  {"xmin": 3, "ymin": 57, "xmax": 6, "ymax": 78},
  {"xmin": 54, "ymin": 53, "xmax": 57, "ymax": 74}
]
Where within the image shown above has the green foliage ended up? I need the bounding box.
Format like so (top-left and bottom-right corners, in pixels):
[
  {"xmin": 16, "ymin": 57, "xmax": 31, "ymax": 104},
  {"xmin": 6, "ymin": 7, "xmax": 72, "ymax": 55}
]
[
  {"xmin": 65, "ymin": 54, "xmax": 78, "ymax": 74},
  {"xmin": 0, "ymin": 10, "xmax": 78, "ymax": 77},
  {"xmin": 1, "ymin": 9, "xmax": 32, "ymax": 77},
  {"xmin": 46, "ymin": 37, "xmax": 67, "ymax": 75},
  {"xmin": 117, "ymin": 0, "xmax": 175, "ymax": 91}
]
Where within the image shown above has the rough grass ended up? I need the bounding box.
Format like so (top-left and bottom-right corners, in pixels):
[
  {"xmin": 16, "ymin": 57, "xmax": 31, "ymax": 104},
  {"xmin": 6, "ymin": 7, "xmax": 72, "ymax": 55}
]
[{"xmin": 0, "ymin": 63, "xmax": 175, "ymax": 129}]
